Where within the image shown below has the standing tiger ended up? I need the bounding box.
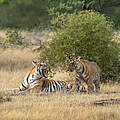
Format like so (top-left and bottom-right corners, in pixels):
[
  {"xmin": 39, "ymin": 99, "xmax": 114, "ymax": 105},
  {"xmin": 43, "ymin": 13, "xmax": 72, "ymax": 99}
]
[
  {"xmin": 67, "ymin": 56, "xmax": 100, "ymax": 93},
  {"xmin": 13, "ymin": 61, "xmax": 72, "ymax": 94}
]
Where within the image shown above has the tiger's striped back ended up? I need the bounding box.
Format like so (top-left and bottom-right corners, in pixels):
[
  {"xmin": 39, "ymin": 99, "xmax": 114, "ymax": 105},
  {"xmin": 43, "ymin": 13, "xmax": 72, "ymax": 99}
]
[
  {"xmin": 38, "ymin": 79, "xmax": 72, "ymax": 93},
  {"xmin": 20, "ymin": 78, "xmax": 72, "ymax": 93}
]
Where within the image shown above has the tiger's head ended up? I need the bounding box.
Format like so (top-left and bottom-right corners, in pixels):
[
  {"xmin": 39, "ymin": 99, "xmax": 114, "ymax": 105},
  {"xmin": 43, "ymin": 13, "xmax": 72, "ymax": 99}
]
[
  {"xmin": 30, "ymin": 61, "xmax": 51, "ymax": 78},
  {"xmin": 67, "ymin": 56, "xmax": 81, "ymax": 72},
  {"xmin": 19, "ymin": 61, "xmax": 51, "ymax": 91}
]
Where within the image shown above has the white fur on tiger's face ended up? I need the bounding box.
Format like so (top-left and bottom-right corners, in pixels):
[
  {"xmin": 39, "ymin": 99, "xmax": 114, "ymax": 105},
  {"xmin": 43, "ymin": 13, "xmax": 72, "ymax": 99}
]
[
  {"xmin": 19, "ymin": 61, "xmax": 51, "ymax": 92},
  {"xmin": 67, "ymin": 56, "xmax": 100, "ymax": 93}
]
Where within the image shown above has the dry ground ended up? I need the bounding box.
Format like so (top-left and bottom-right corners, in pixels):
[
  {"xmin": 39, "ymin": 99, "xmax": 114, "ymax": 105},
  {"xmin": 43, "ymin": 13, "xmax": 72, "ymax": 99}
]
[{"xmin": 0, "ymin": 48, "xmax": 120, "ymax": 120}]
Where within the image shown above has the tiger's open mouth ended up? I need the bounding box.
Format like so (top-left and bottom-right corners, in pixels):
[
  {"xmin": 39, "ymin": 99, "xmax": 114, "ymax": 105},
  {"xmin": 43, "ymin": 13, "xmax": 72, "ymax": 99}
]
[{"xmin": 42, "ymin": 69, "xmax": 48, "ymax": 78}]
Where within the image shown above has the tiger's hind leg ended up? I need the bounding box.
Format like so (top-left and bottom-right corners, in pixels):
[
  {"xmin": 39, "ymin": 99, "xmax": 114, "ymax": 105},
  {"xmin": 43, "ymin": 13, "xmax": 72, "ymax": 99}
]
[
  {"xmin": 93, "ymin": 76, "xmax": 100, "ymax": 92},
  {"xmin": 87, "ymin": 76, "xmax": 94, "ymax": 93}
]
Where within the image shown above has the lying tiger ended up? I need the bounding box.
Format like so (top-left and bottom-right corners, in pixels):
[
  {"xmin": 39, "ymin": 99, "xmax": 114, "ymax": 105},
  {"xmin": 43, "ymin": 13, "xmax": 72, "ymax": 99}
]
[
  {"xmin": 12, "ymin": 61, "xmax": 72, "ymax": 94},
  {"xmin": 67, "ymin": 56, "xmax": 100, "ymax": 93}
]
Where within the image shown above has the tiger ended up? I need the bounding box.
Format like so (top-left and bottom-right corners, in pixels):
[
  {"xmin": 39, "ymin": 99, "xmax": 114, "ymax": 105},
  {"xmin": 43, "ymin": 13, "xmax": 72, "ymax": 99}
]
[
  {"xmin": 13, "ymin": 61, "xmax": 72, "ymax": 94},
  {"xmin": 67, "ymin": 56, "xmax": 100, "ymax": 93}
]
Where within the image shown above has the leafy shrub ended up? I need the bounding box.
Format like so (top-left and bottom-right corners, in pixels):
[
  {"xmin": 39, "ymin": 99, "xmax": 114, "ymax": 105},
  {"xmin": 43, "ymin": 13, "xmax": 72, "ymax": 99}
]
[
  {"xmin": 41, "ymin": 10, "xmax": 120, "ymax": 82},
  {"xmin": 4, "ymin": 28, "xmax": 22, "ymax": 45},
  {"xmin": 47, "ymin": 0, "xmax": 82, "ymax": 15},
  {"xmin": 47, "ymin": 0, "xmax": 101, "ymax": 15}
]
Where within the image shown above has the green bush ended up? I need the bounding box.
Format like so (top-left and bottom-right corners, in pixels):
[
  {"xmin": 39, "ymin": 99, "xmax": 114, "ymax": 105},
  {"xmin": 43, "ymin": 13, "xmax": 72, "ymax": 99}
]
[
  {"xmin": 41, "ymin": 10, "xmax": 120, "ymax": 82},
  {"xmin": 4, "ymin": 28, "xmax": 22, "ymax": 45},
  {"xmin": 47, "ymin": 0, "xmax": 101, "ymax": 15}
]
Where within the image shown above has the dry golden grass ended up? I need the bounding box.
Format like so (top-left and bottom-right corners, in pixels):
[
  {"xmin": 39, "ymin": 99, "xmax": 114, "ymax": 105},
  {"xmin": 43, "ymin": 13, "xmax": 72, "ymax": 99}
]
[
  {"xmin": 0, "ymin": 47, "xmax": 39, "ymax": 71},
  {"xmin": 0, "ymin": 47, "xmax": 120, "ymax": 120},
  {"xmin": 0, "ymin": 84, "xmax": 120, "ymax": 120}
]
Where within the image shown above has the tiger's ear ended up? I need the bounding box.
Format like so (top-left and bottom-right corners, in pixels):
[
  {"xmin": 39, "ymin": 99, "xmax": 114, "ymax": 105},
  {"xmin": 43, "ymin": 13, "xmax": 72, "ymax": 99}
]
[
  {"xmin": 41, "ymin": 61, "xmax": 47, "ymax": 66},
  {"xmin": 32, "ymin": 61, "xmax": 37, "ymax": 65},
  {"xmin": 76, "ymin": 56, "xmax": 81, "ymax": 61}
]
